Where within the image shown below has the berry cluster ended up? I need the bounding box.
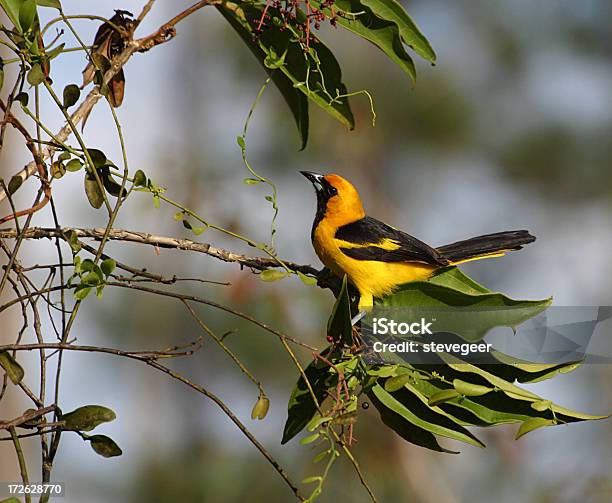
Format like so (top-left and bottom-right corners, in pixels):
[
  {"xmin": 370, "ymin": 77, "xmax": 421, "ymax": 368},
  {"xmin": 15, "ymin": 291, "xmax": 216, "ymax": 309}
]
[{"xmin": 252, "ymin": 0, "xmax": 340, "ymax": 48}]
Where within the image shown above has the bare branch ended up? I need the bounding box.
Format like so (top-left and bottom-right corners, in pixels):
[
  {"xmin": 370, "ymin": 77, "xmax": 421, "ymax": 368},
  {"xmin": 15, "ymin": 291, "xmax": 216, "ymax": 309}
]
[{"xmin": 0, "ymin": 226, "xmax": 323, "ymax": 278}]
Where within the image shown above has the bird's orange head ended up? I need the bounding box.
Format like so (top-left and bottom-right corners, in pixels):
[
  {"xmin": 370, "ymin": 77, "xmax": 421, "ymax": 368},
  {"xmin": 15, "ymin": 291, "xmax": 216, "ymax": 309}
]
[{"xmin": 300, "ymin": 171, "xmax": 365, "ymax": 229}]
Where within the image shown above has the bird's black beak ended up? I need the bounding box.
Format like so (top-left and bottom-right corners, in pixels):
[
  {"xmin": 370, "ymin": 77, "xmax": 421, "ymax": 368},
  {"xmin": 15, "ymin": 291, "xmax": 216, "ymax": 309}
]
[{"xmin": 300, "ymin": 171, "xmax": 325, "ymax": 190}]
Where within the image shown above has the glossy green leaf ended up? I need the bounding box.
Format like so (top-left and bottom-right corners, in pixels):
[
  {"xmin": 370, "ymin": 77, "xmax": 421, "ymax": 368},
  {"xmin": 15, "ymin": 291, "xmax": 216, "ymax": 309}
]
[
  {"xmin": 515, "ymin": 417, "xmax": 556, "ymax": 439},
  {"xmin": 453, "ymin": 378, "xmax": 492, "ymax": 397},
  {"xmin": 327, "ymin": 275, "xmax": 353, "ymax": 346},
  {"xmin": 0, "ymin": 351, "xmax": 25, "ymax": 384},
  {"xmin": 63, "ymin": 83, "xmax": 80, "ymax": 108},
  {"xmin": 282, "ymin": 351, "xmax": 335, "ymax": 444},
  {"xmin": 0, "ymin": 0, "xmax": 22, "ymax": 28},
  {"xmin": 88, "ymin": 434, "xmax": 122, "ymax": 457},
  {"xmin": 62, "ymin": 405, "xmax": 116, "ymax": 431},
  {"xmin": 219, "ymin": 4, "xmax": 353, "ymax": 145},
  {"xmin": 371, "ymin": 384, "xmax": 484, "ymax": 448},
  {"xmin": 311, "ymin": 0, "xmax": 415, "ymax": 82},
  {"xmin": 428, "ymin": 389, "xmax": 461, "ymax": 406},
  {"xmin": 369, "ymin": 386, "xmax": 458, "ymax": 453},
  {"xmin": 84, "ymin": 172, "xmax": 104, "ymax": 209},
  {"xmin": 36, "ymin": 0, "xmax": 61, "ymax": 8},
  {"xmin": 361, "ymin": 0, "xmax": 436, "ymax": 62},
  {"xmin": 384, "ymin": 372, "xmax": 413, "ymax": 392},
  {"xmin": 219, "ymin": 6, "xmax": 309, "ymax": 149},
  {"xmin": 377, "ymin": 266, "xmax": 551, "ymax": 341},
  {"xmin": 19, "ymin": 0, "xmax": 37, "ymax": 32}
]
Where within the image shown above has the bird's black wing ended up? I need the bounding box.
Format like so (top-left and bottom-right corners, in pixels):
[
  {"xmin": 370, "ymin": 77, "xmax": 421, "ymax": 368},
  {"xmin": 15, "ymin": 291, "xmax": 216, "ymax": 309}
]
[{"xmin": 335, "ymin": 216, "xmax": 448, "ymax": 266}]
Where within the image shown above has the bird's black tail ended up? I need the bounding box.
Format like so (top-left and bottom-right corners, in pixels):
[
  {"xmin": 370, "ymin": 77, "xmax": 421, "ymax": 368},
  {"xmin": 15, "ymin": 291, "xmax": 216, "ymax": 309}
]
[{"xmin": 437, "ymin": 230, "xmax": 536, "ymax": 264}]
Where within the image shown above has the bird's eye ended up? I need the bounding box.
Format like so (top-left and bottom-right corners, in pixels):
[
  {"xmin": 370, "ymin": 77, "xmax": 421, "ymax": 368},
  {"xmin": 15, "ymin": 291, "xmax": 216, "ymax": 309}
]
[{"xmin": 330, "ymin": 186, "xmax": 338, "ymax": 195}]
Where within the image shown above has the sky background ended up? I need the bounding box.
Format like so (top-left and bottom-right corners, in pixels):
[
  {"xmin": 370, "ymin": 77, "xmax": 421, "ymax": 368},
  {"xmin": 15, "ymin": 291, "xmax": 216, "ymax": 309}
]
[{"xmin": 1, "ymin": 1, "xmax": 611, "ymax": 502}]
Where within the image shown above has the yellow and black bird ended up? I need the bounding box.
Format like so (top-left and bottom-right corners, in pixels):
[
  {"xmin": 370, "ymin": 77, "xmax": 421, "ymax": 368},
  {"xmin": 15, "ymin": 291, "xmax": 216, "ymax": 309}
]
[{"xmin": 301, "ymin": 171, "xmax": 535, "ymax": 311}]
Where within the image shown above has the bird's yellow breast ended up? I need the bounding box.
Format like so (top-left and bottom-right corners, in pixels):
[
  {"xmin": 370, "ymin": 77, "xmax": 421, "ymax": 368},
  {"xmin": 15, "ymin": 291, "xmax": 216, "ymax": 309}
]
[{"xmin": 313, "ymin": 220, "xmax": 435, "ymax": 308}]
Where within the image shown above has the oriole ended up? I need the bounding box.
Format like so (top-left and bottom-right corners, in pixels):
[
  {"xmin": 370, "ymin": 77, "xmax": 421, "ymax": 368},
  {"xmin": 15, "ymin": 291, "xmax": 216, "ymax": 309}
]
[{"xmin": 301, "ymin": 171, "xmax": 535, "ymax": 311}]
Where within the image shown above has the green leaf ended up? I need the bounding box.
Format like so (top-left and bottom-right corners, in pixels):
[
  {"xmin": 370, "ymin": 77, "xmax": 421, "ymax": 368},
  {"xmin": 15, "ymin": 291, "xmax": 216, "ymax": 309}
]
[
  {"xmin": 15, "ymin": 91, "xmax": 29, "ymax": 107},
  {"xmin": 297, "ymin": 271, "xmax": 317, "ymax": 285},
  {"xmin": 218, "ymin": 5, "xmax": 309, "ymax": 149},
  {"xmin": 453, "ymin": 378, "xmax": 492, "ymax": 397},
  {"xmin": 384, "ymin": 372, "xmax": 413, "ymax": 392},
  {"xmin": 19, "ymin": 0, "xmax": 37, "ymax": 32},
  {"xmin": 243, "ymin": 177, "xmax": 260, "ymax": 185},
  {"xmin": 377, "ymin": 266, "xmax": 551, "ymax": 341},
  {"xmin": 8, "ymin": 175, "xmax": 23, "ymax": 195},
  {"xmin": 0, "ymin": 0, "xmax": 21, "ymax": 28},
  {"xmin": 133, "ymin": 169, "xmax": 146, "ymax": 187},
  {"xmin": 64, "ymin": 229, "xmax": 81, "ymax": 253},
  {"xmin": 62, "ymin": 83, "xmax": 80, "ymax": 108},
  {"xmin": 0, "ymin": 65, "xmax": 4, "ymax": 93},
  {"xmin": 361, "ymin": 0, "xmax": 436, "ymax": 63},
  {"xmin": 530, "ymin": 400, "xmax": 552, "ymax": 412},
  {"xmin": 0, "ymin": 497, "xmax": 22, "ymax": 503},
  {"xmin": 299, "ymin": 433, "xmax": 320, "ymax": 445},
  {"xmin": 36, "ymin": 0, "xmax": 61, "ymax": 8},
  {"xmin": 84, "ymin": 172, "xmax": 104, "ymax": 209},
  {"xmin": 427, "ymin": 389, "xmax": 461, "ymax": 406},
  {"xmin": 100, "ymin": 258, "xmax": 116, "ymax": 276},
  {"xmin": 371, "ymin": 383, "xmax": 484, "ymax": 448},
  {"xmin": 311, "ymin": 0, "xmax": 415, "ymax": 82},
  {"xmin": 0, "ymin": 351, "xmax": 25, "ymax": 384},
  {"xmin": 259, "ymin": 269, "xmax": 290, "ymax": 282},
  {"xmin": 62, "ymin": 405, "xmax": 116, "ymax": 431},
  {"xmin": 301, "ymin": 476, "xmax": 323, "ymax": 484},
  {"xmin": 27, "ymin": 62, "xmax": 45, "ymax": 85},
  {"xmin": 484, "ymin": 351, "xmax": 583, "ymax": 384},
  {"xmin": 58, "ymin": 151, "xmax": 71, "ymax": 161},
  {"xmin": 515, "ymin": 417, "xmax": 556, "ymax": 439},
  {"xmin": 236, "ymin": 135, "xmax": 246, "ymax": 149},
  {"xmin": 219, "ymin": 4, "xmax": 354, "ymax": 146},
  {"xmin": 74, "ymin": 284, "xmax": 92, "ymax": 300},
  {"xmin": 251, "ymin": 395, "xmax": 270, "ymax": 420},
  {"xmin": 46, "ymin": 41, "xmax": 65, "ymax": 60},
  {"xmin": 88, "ymin": 434, "xmax": 122, "ymax": 457},
  {"xmin": 369, "ymin": 386, "xmax": 458, "ymax": 453},
  {"xmin": 86, "ymin": 148, "xmax": 107, "ymax": 167},
  {"xmin": 326, "ymin": 275, "xmax": 353, "ymax": 346},
  {"xmin": 65, "ymin": 158, "xmax": 83, "ymax": 172},
  {"xmin": 99, "ymin": 166, "xmax": 125, "ymax": 197},
  {"xmin": 282, "ymin": 352, "xmax": 336, "ymax": 444}
]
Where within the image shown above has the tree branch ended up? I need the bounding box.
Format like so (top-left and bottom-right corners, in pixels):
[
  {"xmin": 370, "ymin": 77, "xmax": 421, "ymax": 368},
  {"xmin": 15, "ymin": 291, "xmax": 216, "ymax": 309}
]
[
  {"xmin": 0, "ymin": 226, "xmax": 326, "ymax": 279},
  {"xmin": 0, "ymin": 0, "xmax": 219, "ymax": 204}
]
